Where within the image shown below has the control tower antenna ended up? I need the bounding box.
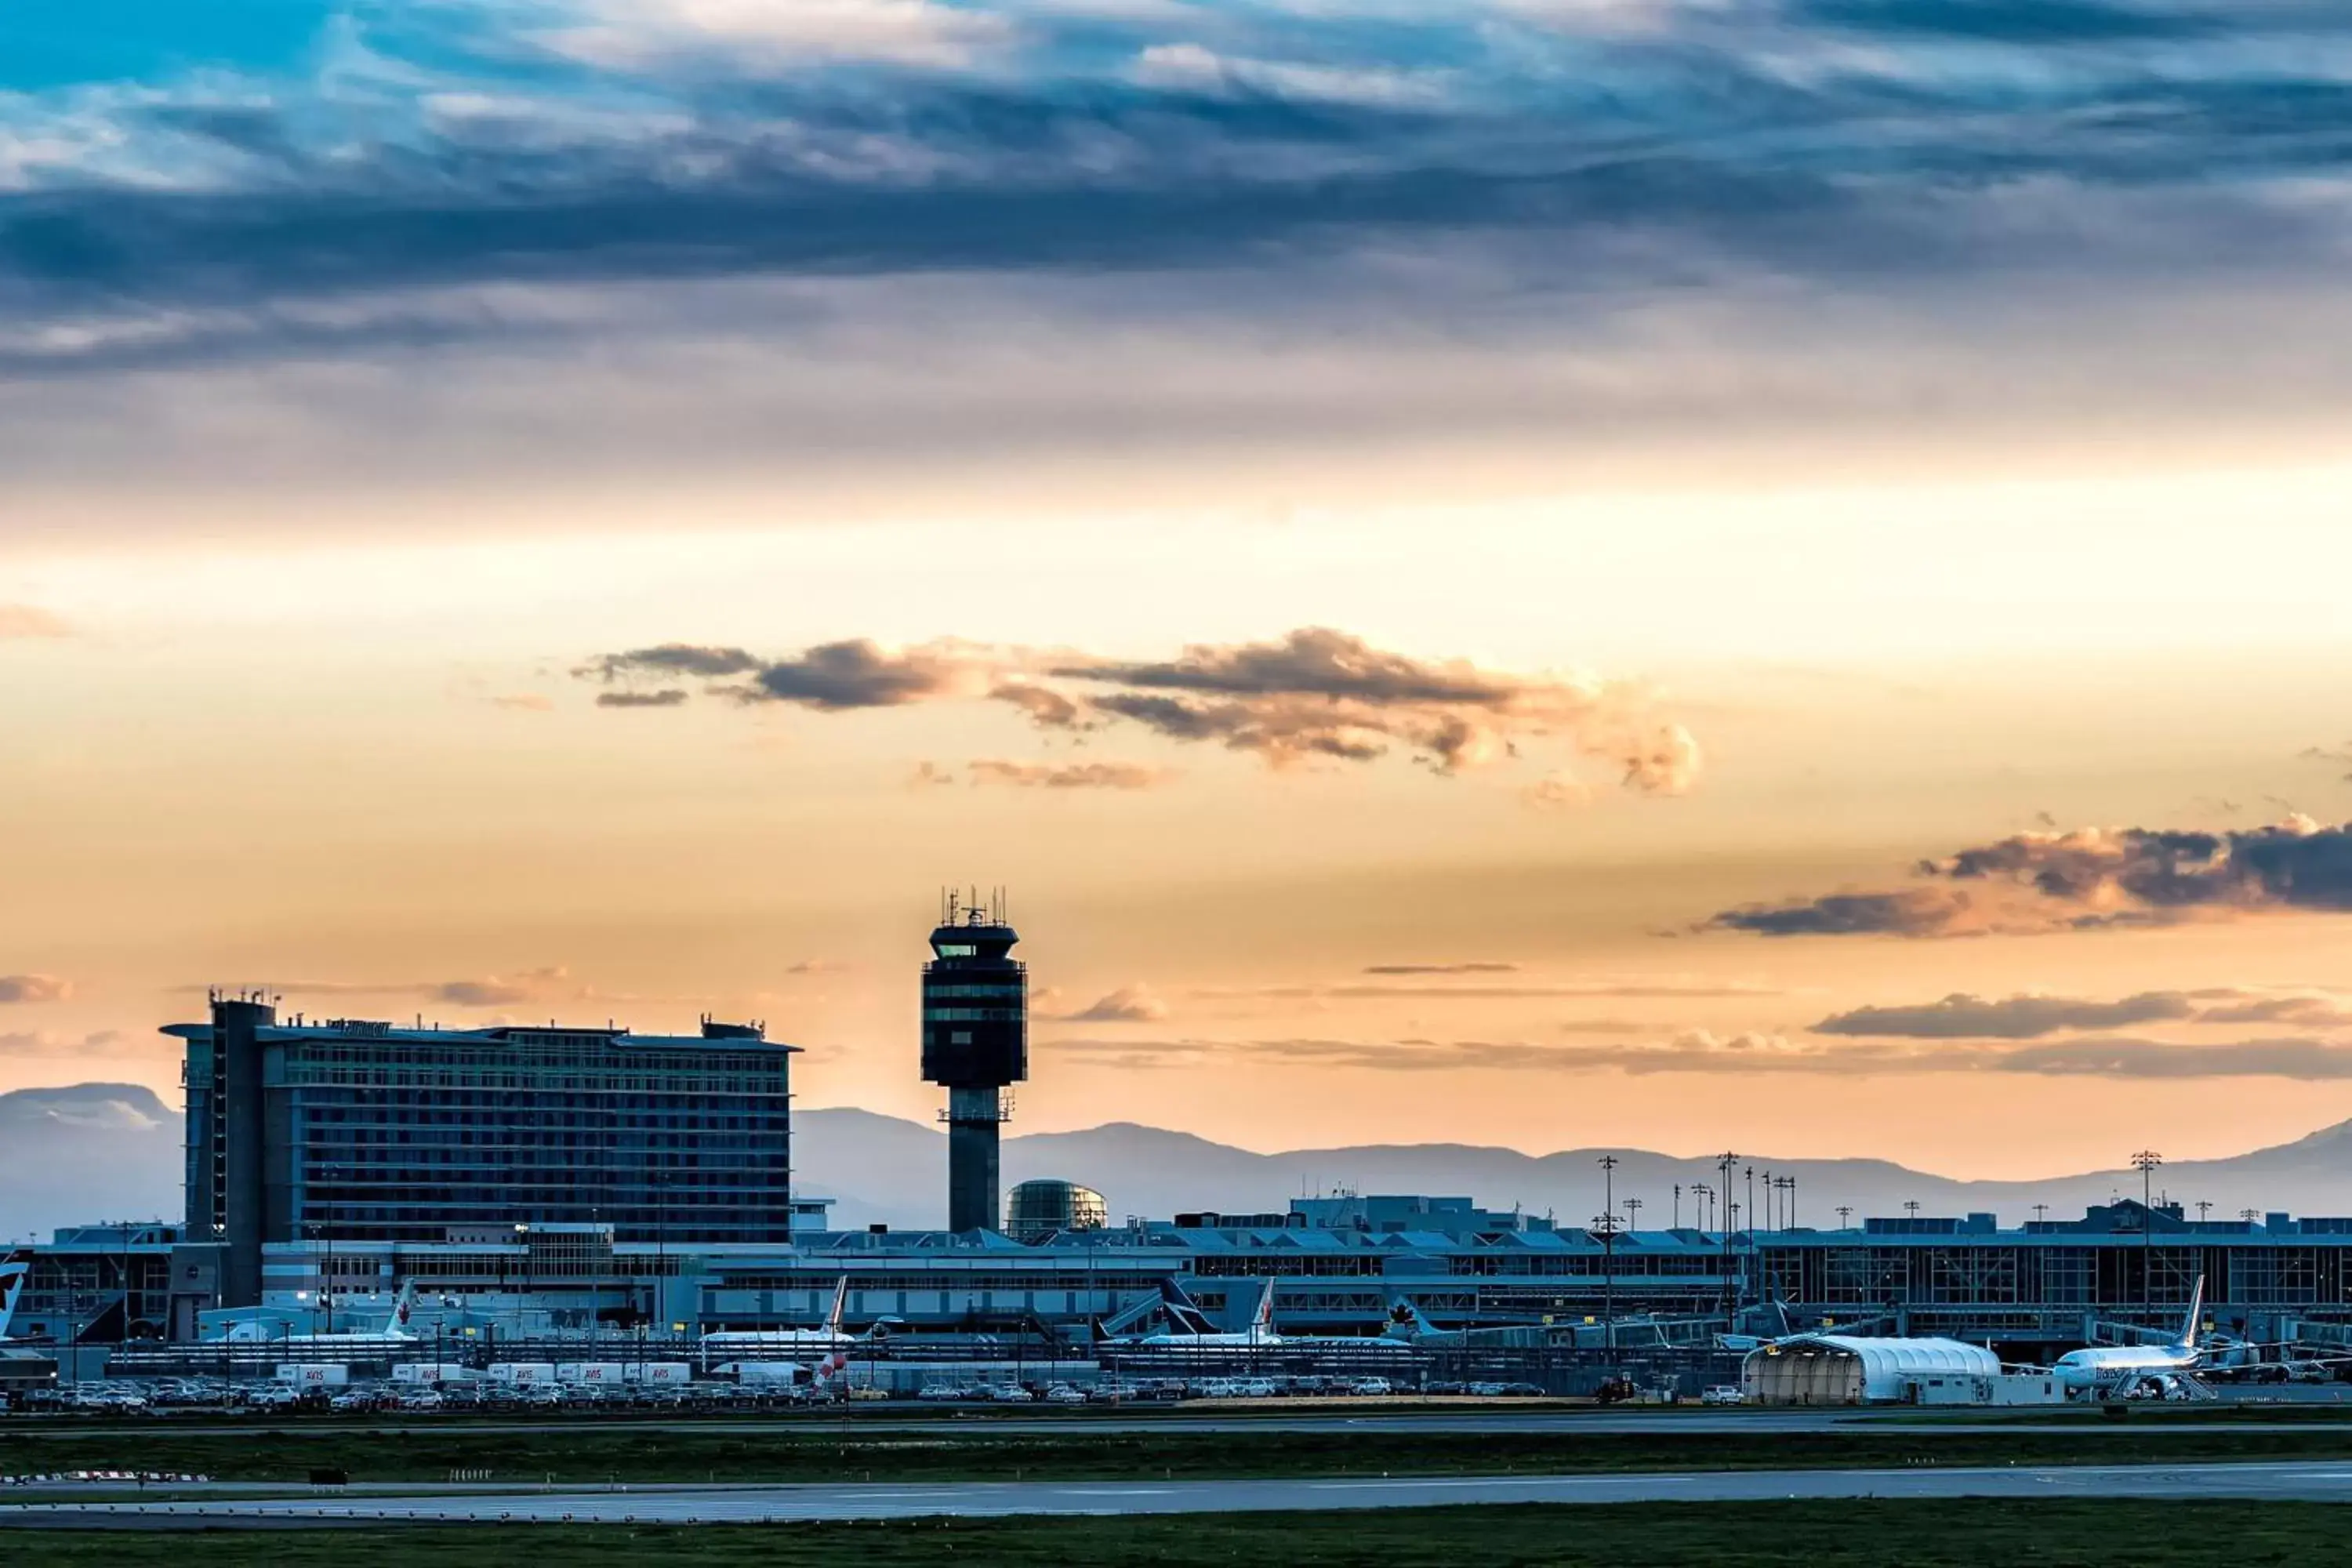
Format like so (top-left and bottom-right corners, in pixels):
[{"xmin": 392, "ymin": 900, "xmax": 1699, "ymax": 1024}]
[{"xmin": 922, "ymin": 889, "xmax": 1027, "ymax": 1233}]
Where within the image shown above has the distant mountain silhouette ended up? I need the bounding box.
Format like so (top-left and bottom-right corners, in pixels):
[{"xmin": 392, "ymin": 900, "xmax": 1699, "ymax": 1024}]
[
  {"xmin": 5, "ymin": 1083, "xmax": 2348, "ymax": 1239},
  {"xmin": 798, "ymin": 1108, "xmax": 2352, "ymax": 1233}
]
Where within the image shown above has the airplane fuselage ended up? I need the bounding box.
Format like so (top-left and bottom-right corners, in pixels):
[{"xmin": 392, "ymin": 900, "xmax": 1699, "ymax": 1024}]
[{"xmin": 2052, "ymin": 1345, "xmax": 2198, "ymax": 1392}]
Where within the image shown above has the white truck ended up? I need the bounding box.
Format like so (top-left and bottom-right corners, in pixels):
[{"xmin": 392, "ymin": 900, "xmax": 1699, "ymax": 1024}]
[
  {"xmin": 274, "ymin": 1363, "xmax": 349, "ymax": 1388},
  {"xmin": 488, "ymin": 1362, "xmax": 556, "ymax": 1387}
]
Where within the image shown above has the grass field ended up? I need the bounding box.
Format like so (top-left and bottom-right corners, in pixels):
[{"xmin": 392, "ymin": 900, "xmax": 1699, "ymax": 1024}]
[
  {"xmin": 14, "ymin": 1501, "xmax": 2350, "ymax": 1565},
  {"xmin": 5, "ymin": 1422, "xmax": 2352, "ymax": 1485}
]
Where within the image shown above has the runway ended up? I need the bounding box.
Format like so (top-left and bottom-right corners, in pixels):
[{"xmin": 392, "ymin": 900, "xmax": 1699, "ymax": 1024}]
[{"xmin": 16, "ymin": 1461, "xmax": 2352, "ymax": 1527}]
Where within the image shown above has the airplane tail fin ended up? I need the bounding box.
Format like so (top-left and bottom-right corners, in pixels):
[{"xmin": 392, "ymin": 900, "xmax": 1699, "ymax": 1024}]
[
  {"xmin": 826, "ymin": 1276, "xmax": 849, "ymax": 1335},
  {"xmin": 0, "ymin": 1250, "xmax": 32, "ymax": 1340},
  {"xmin": 389, "ymin": 1279, "xmax": 418, "ymax": 1337},
  {"xmin": 1157, "ymin": 1277, "xmax": 1216, "ymax": 1336},
  {"xmin": 2178, "ymin": 1275, "xmax": 2207, "ymax": 1351},
  {"xmin": 1252, "ymin": 1280, "xmax": 1276, "ymax": 1333},
  {"xmin": 1382, "ymin": 1298, "xmax": 1439, "ymax": 1340}
]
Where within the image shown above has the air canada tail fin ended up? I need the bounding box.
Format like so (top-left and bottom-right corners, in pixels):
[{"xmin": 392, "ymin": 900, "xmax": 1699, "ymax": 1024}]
[
  {"xmin": 825, "ymin": 1276, "xmax": 850, "ymax": 1335},
  {"xmin": 2177, "ymin": 1274, "xmax": 2207, "ymax": 1352},
  {"xmin": 0, "ymin": 1250, "xmax": 32, "ymax": 1341},
  {"xmin": 1252, "ymin": 1281, "xmax": 1276, "ymax": 1333},
  {"xmin": 386, "ymin": 1279, "xmax": 419, "ymax": 1337},
  {"xmin": 1383, "ymin": 1299, "xmax": 1441, "ymax": 1341},
  {"xmin": 1157, "ymin": 1278, "xmax": 1218, "ymax": 1336}
]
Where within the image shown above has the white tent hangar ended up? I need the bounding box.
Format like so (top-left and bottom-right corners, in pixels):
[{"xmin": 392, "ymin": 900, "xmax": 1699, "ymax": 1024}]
[{"xmin": 1740, "ymin": 1336, "xmax": 2001, "ymax": 1405}]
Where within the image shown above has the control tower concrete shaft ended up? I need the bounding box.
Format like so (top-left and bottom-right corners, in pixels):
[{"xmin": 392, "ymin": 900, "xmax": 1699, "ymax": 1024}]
[{"xmin": 921, "ymin": 890, "xmax": 1027, "ymax": 1233}]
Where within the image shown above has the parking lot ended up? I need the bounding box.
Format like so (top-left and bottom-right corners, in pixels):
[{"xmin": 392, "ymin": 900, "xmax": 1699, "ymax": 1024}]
[{"xmin": 10, "ymin": 1370, "xmax": 1563, "ymax": 1420}]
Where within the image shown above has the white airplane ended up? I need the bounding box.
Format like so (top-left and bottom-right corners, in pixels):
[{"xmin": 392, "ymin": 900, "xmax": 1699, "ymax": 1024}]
[
  {"xmin": 2048, "ymin": 1278, "xmax": 2213, "ymax": 1399},
  {"xmin": 210, "ymin": 1280, "xmax": 419, "ymax": 1348},
  {"xmin": 699, "ymin": 1277, "xmax": 901, "ymax": 1354},
  {"xmin": 1109, "ymin": 1279, "xmax": 1417, "ymax": 1357}
]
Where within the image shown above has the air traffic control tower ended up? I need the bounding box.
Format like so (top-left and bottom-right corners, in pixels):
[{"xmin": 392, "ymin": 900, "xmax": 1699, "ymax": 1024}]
[{"xmin": 922, "ymin": 890, "xmax": 1029, "ymax": 1233}]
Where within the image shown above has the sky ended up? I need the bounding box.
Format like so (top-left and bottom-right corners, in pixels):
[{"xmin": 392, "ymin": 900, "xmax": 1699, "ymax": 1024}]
[{"xmin": 7, "ymin": 0, "xmax": 2352, "ymax": 1181}]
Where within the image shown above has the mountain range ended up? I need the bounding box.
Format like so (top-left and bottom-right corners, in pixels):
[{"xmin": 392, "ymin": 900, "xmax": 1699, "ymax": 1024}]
[{"xmin": 5, "ymin": 1083, "xmax": 2349, "ymax": 1241}]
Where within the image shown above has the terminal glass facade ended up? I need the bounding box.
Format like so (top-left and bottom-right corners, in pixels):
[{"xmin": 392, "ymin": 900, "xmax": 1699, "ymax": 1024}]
[{"xmin": 174, "ymin": 1004, "xmax": 798, "ymax": 1301}]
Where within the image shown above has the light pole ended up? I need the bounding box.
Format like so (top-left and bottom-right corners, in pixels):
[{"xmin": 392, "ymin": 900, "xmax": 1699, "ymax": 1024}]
[
  {"xmin": 1715, "ymin": 1152, "xmax": 1739, "ymax": 1317},
  {"xmin": 2034, "ymin": 1203, "xmax": 2048, "ymax": 1225},
  {"xmin": 1836, "ymin": 1206, "xmax": 1853, "ymax": 1231},
  {"xmin": 1777, "ymin": 1176, "xmax": 1796, "ymax": 1232},
  {"xmin": 1592, "ymin": 1210, "xmax": 1621, "ymax": 1359},
  {"xmin": 1624, "ymin": 1197, "xmax": 1642, "ymax": 1232},
  {"xmin": 1598, "ymin": 1155, "xmax": 1618, "ymax": 1238},
  {"xmin": 1673, "ymin": 1184, "xmax": 1682, "ymax": 1229},
  {"xmin": 1761, "ymin": 1169, "xmax": 1773, "ymax": 1232},
  {"xmin": 2132, "ymin": 1150, "xmax": 2162, "ymax": 1319},
  {"xmin": 1693, "ymin": 1184, "xmax": 1711, "ymax": 1232},
  {"xmin": 2197, "ymin": 1200, "xmax": 2212, "ymax": 1224}
]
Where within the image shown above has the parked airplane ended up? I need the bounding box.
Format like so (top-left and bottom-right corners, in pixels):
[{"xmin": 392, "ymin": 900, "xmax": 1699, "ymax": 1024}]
[
  {"xmin": 209, "ymin": 1280, "xmax": 419, "ymax": 1347},
  {"xmin": 2041, "ymin": 1277, "xmax": 2213, "ymax": 1398},
  {"xmin": 699, "ymin": 1277, "xmax": 902, "ymax": 1354},
  {"xmin": 1104, "ymin": 1279, "xmax": 1417, "ymax": 1357}
]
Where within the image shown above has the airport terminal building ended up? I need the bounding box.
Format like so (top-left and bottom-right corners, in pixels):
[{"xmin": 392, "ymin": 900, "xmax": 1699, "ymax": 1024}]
[{"xmin": 24, "ymin": 971, "xmax": 2352, "ymax": 1375}]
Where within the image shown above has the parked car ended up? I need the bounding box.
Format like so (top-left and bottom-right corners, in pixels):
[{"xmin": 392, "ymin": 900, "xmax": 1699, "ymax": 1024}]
[
  {"xmin": 1043, "ymin": 1384, "xmax": 1086, "ymax": 1406},
  {"xmin": 1700, "ymin": 1385, "xmax": 1744, "ymax": 1406}
]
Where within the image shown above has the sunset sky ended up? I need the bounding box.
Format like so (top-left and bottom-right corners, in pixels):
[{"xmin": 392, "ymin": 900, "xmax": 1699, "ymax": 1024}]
[{"xmin": 8, "ymin": 0, "xmax": 2352, "ymax": 1179}]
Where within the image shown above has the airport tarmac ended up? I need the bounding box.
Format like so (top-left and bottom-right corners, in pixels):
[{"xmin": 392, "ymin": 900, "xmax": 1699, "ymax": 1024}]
[{"xmin": 16, "ymin": 1460, "xmax": 2352, "ymax": 1527}]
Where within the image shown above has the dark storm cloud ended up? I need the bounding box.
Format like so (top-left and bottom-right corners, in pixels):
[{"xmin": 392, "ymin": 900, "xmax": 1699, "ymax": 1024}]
[
  {"xmin": 1812, "ymin": 990, "xmax": 2196, "ymax": 1038},
  {"xmin": 1708, "ymin": 818, "xmax": 2352, "ymax": 938},
  {"xmin": 10, "ymin": 0, "xmax": 2352, "ymax": 376}
]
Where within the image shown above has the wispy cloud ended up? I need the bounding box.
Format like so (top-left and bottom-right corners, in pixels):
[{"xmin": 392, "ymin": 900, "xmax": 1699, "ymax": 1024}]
[
  {"xmin": 964, "ymin": 759, "xmax": 1174, "ymax": 790},
  {"xmin": 0, "ymin": 975, "xmax": 73, "ymax": 1004},
  {"xmin": 1048, "ymin": 1029, "xmax": 2352, "ymax": 1080},
  {"xmin": 0, "ymin": 606, "xmax": 72, "ymax": 640},
  {"xmin": 1058, "ymin": 983, "xmax": 1171, "ymax": 1022},
  {"xmin": 583, "ymin": 626, "xmax": 1695, "ymax": 794},
  {"xmin": 1813, "ymin": 990, "xmax": 2198, "ymax": 1039}
]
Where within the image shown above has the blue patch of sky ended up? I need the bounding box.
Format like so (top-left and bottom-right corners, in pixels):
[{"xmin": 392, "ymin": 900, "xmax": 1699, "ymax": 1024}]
[{"xmin": 3, "ymin": 0, "xmax": 333, "ymax": 89}]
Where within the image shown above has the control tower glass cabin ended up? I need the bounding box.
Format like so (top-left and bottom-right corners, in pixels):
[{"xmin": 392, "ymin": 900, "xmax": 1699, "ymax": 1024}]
[{"xmin": 921, "ymin": 892, "xmax": 1027, "ymax": 1233}]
